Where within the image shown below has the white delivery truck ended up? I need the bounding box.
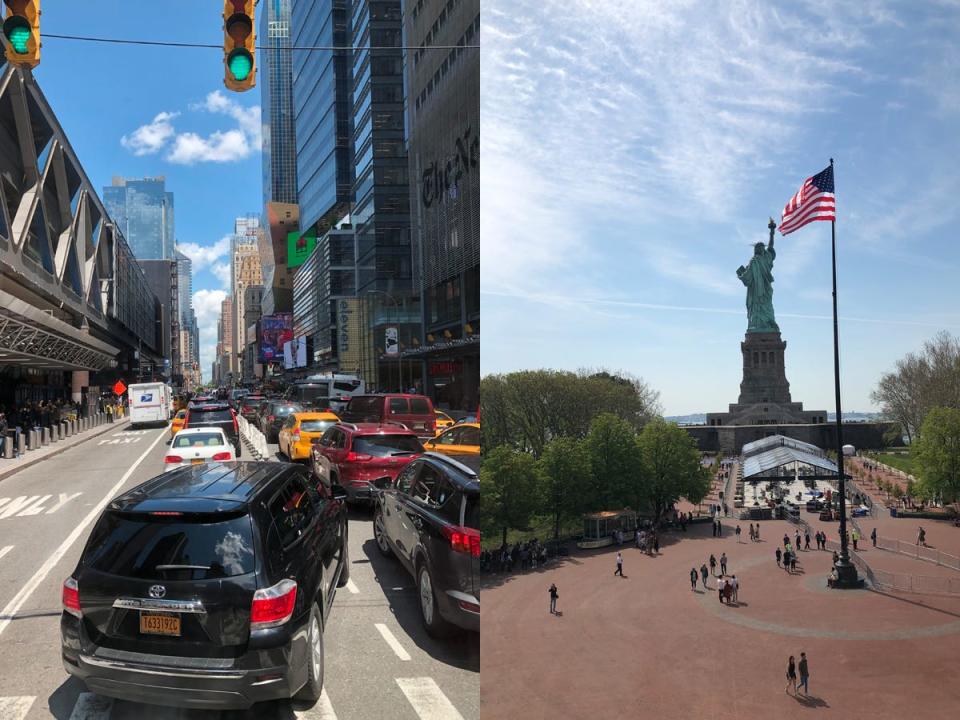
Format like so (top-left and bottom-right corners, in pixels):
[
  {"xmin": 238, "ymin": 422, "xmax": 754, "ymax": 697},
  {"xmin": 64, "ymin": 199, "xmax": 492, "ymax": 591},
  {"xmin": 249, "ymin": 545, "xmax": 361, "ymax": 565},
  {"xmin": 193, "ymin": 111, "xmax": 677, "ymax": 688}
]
[{"xmin": 128, "ymin": 382, "xmax": 172, "ymax": 427}]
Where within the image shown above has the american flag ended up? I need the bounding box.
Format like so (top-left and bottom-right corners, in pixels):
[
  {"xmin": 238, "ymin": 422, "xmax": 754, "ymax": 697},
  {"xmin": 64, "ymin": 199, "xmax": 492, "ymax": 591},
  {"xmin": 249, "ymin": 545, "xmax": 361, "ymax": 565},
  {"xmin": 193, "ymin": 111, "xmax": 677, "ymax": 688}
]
[{"xmin": 779, "ymin": 164, "xmax": 835, "ymax": 235}]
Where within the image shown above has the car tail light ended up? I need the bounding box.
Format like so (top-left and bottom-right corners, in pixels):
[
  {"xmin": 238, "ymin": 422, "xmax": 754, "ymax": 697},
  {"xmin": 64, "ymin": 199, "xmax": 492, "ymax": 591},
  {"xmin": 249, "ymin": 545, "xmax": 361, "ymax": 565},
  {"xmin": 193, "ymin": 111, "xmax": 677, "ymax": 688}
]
[
  {"xmin": 250, "ymin": 578, "xmax": 297, "ymax": 630},
  {"xmin": 345, "ymin": 451, "xmax": 372, "ymax": 462},
  {"xmin": 63, "ymin": 577, "xmax": 81, "ymax": 618},
  {"xmin": 212, "ymin": 451, "xmax": 233, "ymax": 461},
  {"xmin": 165, "ymin": 455, "xmax": 183, "ymax": 464},
  {"xmin": 442, "ymin": 526, "xmax": 481, "ymax": 557}
]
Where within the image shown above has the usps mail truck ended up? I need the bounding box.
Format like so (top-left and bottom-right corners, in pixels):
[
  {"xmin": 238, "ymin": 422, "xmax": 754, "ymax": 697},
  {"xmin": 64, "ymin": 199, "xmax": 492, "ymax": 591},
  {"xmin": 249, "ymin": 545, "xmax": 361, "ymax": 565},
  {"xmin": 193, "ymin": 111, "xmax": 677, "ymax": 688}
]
[{"xmin": 128, "ymin": 382, "xmax": 171, "ymax": 427}]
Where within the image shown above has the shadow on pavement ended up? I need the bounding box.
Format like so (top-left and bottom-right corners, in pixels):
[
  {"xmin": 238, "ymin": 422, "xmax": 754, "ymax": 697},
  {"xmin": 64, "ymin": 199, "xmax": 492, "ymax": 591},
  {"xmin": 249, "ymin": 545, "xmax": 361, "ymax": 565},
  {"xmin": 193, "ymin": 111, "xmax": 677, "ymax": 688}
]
[
  {"xmin": 792, "ymin": 693, "xmax": 829, "ymax": 708},
  {"xmin": 360, "ymin": 538, "xmax": 479, "ymax": 673},
  {"xmin": 47, "ymin": 677, "xmax": 87, "ymax": 720}
]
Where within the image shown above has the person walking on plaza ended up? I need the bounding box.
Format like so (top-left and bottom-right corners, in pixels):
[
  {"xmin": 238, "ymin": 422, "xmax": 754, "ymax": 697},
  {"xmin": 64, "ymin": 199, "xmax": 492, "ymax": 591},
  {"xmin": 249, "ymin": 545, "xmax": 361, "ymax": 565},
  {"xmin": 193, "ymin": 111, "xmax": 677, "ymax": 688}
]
[
  {"xmin": 614, "ymin": 552, "xmax": 624, "ymax": 577},
  {"xmin": 720, "ymin": 552, "xmax": 728, "ymax": 576},
  {"xmin": 786, "ymin": 655, "xmax": 798, "ymax": 695},
  {"xmin": 783, "ymin": 533, "xmax": 790, "ymax": 548},
  {"xmin": 783, "ymin": 550, "xmax": 792, "ymax": 573},
  {"xmin": 755, "ymin": 524, "xmax": 760, "ymax": 542},
  {"xmin": 712, "ymin": 518, "xmax": 717, "ymax": 537},
  {"xmin": 749, "ymin": 523, "xmax": 755, "ymax": 542},
  {"xmin": 790, "ymin": 552, "xmax": 798, "ymax": 573},
  {"xmin": 795, "ymin": 531, "xmax": 802, "ymax": 551},
  {"xmin": 549, "ymin": 583, "xmax": 559, "ymax": 614},
  {"xmin": 690, "ymin": 567, "xmax": 698, "ymax": 591},
  {"xmin": 730, "ymin": 574, "xmax": 739, "ymax": 603},
  {"xmin": 736, "ymin": 524, "xmax": 742, "ymax": 543},
  {"xmin": 798, "ymin": 652, "xmax": 810, "ymax": 695},
  {"xmin": 653, "ymin": 533, "xmax": 660, "ymax": 554},
  {"xmin": 709, "ymin": 554, "xmax": 717, "ymax": 576},
  {"xmin": 718, "ymin": 577, "xmax": 726, "ymax": 604},
  {"xmin": 776, "ymin": 547, "xmax": 782, "ymax": 567},
  {"xmin": 804, "ymin": 531, "xmax": 811, "ymax": 550},
  {"xmin": 852, "ymin": 528, "xmax": 859, "ymax": 551},
  {"xmin": 700, "ymin": 563, "xmax": 709, "ymax": 589},
  {"xmin": 716, "ymin": 519, "xmax": 722, "ymax": 537},
  {"xmin": 917, "ymin": 526, "xmax": 926, "ymax": 547},
  {"xmin": 871, "ymin": 527, "xmax": 877, "ymax": 547}
]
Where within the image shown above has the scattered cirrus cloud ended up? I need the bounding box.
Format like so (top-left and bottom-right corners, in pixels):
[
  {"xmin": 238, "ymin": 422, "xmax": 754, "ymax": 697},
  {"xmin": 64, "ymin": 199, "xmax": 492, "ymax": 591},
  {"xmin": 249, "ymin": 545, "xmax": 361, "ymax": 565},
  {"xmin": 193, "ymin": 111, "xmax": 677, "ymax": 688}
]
[{"xmin": 120, "ymin": 91, "xmax": 260, "ymax": 165}]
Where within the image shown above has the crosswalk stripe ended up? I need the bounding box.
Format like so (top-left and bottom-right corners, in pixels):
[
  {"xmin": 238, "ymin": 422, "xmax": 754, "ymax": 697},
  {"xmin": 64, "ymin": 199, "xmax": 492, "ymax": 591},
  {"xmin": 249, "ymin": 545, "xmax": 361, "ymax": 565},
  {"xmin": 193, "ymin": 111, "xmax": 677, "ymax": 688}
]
[
  {"xmin": 294, "ymin": 689, "xmax": 338, "ymax": 719},
  {"xmin": 396, "ymin": 677, "xmax": 465, "ymax": 720},
  {"xmin": 0, "ymin": 546, "xmax": 13, "ymax": 561},
  {"xmin": 375, "ymin": 622, "xmax": 411, "ymax": 661},
  {"xmin": 68, "ymin": 693, "xmax": 113, "ymax": 720},
  {"xmin": 345, "ymin": 578, "xmax": 359, "ymax": 594},
  {"xmin": 0, "ymin": 696, "xmax": 35, "ymax": 720}
]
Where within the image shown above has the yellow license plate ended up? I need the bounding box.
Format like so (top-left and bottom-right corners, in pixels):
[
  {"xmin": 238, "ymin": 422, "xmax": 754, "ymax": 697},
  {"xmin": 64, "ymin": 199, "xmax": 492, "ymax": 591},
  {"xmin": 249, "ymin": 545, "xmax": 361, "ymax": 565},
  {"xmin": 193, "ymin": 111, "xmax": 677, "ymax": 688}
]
[
  {"xmin": 191, "ymin": 458, "xmax": 204, "ymax": 464},
  {"xmin": 140, "ymin": 613, "xmax": 181, "ymax": 636}
]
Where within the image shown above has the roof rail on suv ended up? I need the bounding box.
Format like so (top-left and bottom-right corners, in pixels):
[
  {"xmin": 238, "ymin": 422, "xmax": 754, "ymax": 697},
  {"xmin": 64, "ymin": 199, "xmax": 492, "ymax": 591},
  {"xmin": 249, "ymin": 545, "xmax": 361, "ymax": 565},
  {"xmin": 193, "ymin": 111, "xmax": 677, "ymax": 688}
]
[
  {"xmin": 381, "ymin": 421, "xmax": 409, "ymax": 430},
  {"xmin": 337, "ymin": 422, "xmax": 360, "ymax": 431},
  {"xmin": 422, "ymin": 451, "xmax": 478, "ymax": 478}
]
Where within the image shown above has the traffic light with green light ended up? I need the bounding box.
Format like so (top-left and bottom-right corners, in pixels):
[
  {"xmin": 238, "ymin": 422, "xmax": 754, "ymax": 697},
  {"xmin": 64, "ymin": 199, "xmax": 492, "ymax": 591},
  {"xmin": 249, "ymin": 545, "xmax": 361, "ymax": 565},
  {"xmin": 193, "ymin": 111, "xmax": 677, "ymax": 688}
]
[
  {"xmin": 3, "ymin": 0, "xmax": 40, "ymax": 69},
  {"xmin": 223, "ymin": 0, "xmax": 256, "ymax": 92}
]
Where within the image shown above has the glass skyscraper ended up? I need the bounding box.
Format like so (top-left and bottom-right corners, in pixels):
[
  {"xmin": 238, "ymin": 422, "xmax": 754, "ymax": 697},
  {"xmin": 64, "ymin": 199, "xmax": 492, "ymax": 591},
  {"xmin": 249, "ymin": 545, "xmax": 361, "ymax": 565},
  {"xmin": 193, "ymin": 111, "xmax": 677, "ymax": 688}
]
[
  {"xmin": 292, "ymin": 0, "xmax": 354, "ymax": 232},
  {"xmin": 260, "ymin": 0, "xmax": 298, "ymax": 209},
  {"xmin": 102, "ymin": 176, "xmax": 175, "ymax": 260}
]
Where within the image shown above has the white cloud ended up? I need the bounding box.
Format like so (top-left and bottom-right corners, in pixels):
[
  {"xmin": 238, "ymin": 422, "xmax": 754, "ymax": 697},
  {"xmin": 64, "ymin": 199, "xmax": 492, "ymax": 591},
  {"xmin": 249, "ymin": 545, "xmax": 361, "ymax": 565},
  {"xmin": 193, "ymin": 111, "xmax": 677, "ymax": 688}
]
[
  {"xmin": 176, "ymin": 236, "xmax": 231, "ymax": 271},
  {"xmin": 120, "ymin": 90, "xmax": 261, "ymax": 165},
  {"xmin": 211, "ymin": 261, "xmax": 233, "ymax": 291},
  {"xmin": 194, "ymin": 289, "xmax": 228, "ymax": 380},
  {"xmin": 119, "ymin": 111, "xmax": 178, "ymax": 156}
]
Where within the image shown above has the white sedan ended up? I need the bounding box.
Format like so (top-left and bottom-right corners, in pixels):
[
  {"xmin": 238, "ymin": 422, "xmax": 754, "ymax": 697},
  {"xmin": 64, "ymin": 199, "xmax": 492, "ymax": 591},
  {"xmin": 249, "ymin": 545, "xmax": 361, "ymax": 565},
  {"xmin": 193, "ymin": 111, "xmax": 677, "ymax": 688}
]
[{"xmin": 165, "ymin": 427, "xmax": 235, "ymax": 471}]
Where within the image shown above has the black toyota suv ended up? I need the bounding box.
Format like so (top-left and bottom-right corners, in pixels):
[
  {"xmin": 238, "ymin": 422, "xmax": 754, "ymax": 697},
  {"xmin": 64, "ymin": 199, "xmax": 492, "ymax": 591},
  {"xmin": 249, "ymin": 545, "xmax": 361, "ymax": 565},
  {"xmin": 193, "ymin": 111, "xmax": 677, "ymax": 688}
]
[
  {"xmin": 183, "ymin": 402, "xmax": 242, "ymax": 457},
  {"xmin": 61, "ymin": 462, "xmax": 350, "ymax": 710},
  {"xmin": 373, "ymin": 452, "xmax": 479, "ymax": 636},
  {"xmin": 259, "ymin": 401, "xmax": 305, "ymax": 444}
]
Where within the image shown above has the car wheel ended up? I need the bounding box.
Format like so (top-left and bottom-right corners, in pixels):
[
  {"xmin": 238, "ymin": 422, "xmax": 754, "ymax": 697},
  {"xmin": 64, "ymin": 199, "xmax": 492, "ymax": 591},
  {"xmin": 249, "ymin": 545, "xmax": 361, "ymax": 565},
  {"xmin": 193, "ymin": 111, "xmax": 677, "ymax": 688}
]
[
  {"xmin": 336, "ymin": 519, "xmax": 351, "ymax": 587},
  {"xmin": 295, "ymin": 604, "xmax": 324, "ymax": 703},
  {"xmin": 417, "ymin": 562, "xmax": 453, "ymax": 638},
  {"xmin": 373, "ymin": 507, "xmax": 393, "ymax": 557}
]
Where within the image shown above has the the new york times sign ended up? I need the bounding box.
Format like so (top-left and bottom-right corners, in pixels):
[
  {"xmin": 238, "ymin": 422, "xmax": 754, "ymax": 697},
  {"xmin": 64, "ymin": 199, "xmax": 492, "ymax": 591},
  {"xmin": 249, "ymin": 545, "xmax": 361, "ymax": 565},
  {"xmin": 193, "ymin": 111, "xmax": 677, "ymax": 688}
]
[{"xmin": 421, "ymin": 126, "xmax": 479, "ymax": 209}]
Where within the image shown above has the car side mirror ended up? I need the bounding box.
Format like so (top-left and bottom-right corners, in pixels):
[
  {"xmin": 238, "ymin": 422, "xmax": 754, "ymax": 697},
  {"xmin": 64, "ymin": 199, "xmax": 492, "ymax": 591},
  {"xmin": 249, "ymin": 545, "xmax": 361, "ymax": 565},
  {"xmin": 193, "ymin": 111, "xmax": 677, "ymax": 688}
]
[{"xmin": 331, "ymin": 484, "xmax": 348, "ymax": 501}]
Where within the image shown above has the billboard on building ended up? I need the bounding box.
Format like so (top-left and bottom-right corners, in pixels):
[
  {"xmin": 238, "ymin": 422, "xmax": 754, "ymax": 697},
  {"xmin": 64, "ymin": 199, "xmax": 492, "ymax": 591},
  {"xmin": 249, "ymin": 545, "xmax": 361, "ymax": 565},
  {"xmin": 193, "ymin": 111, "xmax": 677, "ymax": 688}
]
[
  {"xmin": 283, "ymin": 339, "xmax": 294, "ymax": 370},
  {"xmin": 296, "ymin": 336, "xmax": 308, "ymax": 368},
  {"xmin": 259, "ymin": 313, "xmax": 293, "ymax": 362},
  {"xmin": 287, "ymin": 227, "xmax": 317, "ymax": 269},
  {"xmin": 337, "ymin": 298, "xmax": 361, "ymax": 375}
]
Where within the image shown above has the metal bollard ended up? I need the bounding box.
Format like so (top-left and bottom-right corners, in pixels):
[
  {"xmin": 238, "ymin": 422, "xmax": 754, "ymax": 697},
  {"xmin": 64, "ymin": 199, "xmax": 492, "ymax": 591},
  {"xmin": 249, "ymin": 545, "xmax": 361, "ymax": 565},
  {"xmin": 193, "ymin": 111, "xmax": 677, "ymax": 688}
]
[
  {"xmin": 16, "ymin": 431, "xmax": 25, "ymax": 456},
  {"xmin": 29, "ymin": 429, "xmax": 38, "ymax": 450},
  {"xmin": 42, "ymin": 427, "xmax": 50, "ymax": 445},
  {"xmin": 52, "ymin": 424, "xmax": 60, "ymax": 442},
  {"xmin": 3, "ymin": 434, "xmax": 13, "ymax": 458}
]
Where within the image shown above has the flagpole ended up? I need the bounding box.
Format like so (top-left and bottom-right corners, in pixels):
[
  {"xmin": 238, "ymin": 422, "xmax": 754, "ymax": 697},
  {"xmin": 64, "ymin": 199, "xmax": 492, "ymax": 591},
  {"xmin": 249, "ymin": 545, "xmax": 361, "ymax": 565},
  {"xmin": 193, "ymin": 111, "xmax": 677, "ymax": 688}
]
[{"xmin": 828, "ymin": 157, "xmax": 862, "ymax": 588}]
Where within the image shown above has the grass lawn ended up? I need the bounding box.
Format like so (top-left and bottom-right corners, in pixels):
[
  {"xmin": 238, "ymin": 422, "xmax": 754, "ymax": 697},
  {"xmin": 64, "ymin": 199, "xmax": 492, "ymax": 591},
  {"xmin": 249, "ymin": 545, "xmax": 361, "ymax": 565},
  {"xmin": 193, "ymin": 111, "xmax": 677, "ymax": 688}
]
[{"xmin": 873, "ymin": 451, "xmax": 919, "ymax": 478}]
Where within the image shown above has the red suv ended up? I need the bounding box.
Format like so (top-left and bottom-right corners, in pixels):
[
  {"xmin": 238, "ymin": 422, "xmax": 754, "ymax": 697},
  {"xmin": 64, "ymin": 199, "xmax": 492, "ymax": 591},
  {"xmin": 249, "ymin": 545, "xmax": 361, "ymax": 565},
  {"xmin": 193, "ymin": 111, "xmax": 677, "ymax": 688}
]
[
  {"xmin": 341, "ymin": 394, "xmax": 436, "ymax": 438},
  {"xmin": 310, "ymin": 423, "xmax": 424, "ymax": 503}
]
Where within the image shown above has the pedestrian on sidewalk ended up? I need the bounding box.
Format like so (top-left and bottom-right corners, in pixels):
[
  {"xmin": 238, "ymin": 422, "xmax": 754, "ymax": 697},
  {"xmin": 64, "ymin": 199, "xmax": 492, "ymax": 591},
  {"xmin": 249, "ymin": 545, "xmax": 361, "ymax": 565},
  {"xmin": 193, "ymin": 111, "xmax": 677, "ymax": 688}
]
[
  {"xmin": 690, "ymin": 567, "xmax": 698, "ymax": 591},
  {"xmin": 798, "ymin": 652, "xmax": 809, "ymax": 695},
  {"xmin": 653, "ymin": 533, "xmax": 660, "ymax": 554},
  {"xmin": 736, "ymin": 525, "xmax": 742, "ymax": 543},
  {"xmin": 871, "ymin": 527, "xmax": 877, "ymax": 547},
  {"xmin": 709, "ymin": 554, "xmax": 717, "ymax": 576},
  {"xmin": 783, "ymin": 533, "xmax": 790, "ymax": 548},
  {"xmin": 790, "ymin": 553, "xmax": 798, "ymax": 573},
  {"xmin": 614, "ymin": 552, "xmax": 624, "ymax": 577},
  {"xmin": 730, "ymin": 574, "xmax": 739, "ymax": 603},
  {"xmin": 804, "ymin": 531, "xmax": 811, "ymax": 551},
  {"xmin": 783, "ymin": 550, "xmax": 791, "ymax": 573},
  {"xmin": 712, "ymin": 519, "xmax": 717, "ymax": 537},
  {"xmin": 549, "ymin": 583, "xmax": 559, "ymax": 614},
  {"xmin": 700, "ymin": 563, "xmax": 709, "ymax": 589},
  {"xmin": 718, "ymin": 577, "xmax": 726, "ymax": 604},
  {"xmin": 917, "ymin": 526, "xmax": 926, "ymax": 547},
  {"xmin": 852, "ymin": 528, "xmax": 859, "ymax": 551},
  {"xmin": 832, "ymin": 550, "xmax": 839, "ymax": 565},
  {"xmin": 786, "ymin": 655, "xmax": 797, "ymax": 694},
  {"xmin": 717, "ymin": 519, "xmax": 722, "ymax": 537},
  {"xmin": 720, "ymin": 552, "xmax": 728, "ymax": 576},
  {"xmin": 749, "ymin": 523, "xmax": 755, "ymax": 542},
  {"xmin": 795, "ymin": 531, "xmax": 802, "ymax": 550},
  {"xmin": 776, "ymin": 547, "xmax": 782, "ymax": 567}
]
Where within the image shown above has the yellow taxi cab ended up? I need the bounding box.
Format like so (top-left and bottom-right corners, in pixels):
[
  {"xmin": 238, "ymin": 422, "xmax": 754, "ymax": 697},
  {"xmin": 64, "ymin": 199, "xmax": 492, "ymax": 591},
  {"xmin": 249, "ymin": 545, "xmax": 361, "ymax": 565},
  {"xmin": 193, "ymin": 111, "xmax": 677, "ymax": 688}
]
[
  {"xmin": 434, "ymin": 410, "xmax": 456, "ymax": 433},
  {"xmin": 169, "ymin": 409, "xmax": 187, "ymax": 438},
  {"xmin": 278, "ymin": 411, "xmax": 341, "ymax": 461},
  {"xmin": 423, "ymin": 422, "xmax": 480, "ymax": 458}
]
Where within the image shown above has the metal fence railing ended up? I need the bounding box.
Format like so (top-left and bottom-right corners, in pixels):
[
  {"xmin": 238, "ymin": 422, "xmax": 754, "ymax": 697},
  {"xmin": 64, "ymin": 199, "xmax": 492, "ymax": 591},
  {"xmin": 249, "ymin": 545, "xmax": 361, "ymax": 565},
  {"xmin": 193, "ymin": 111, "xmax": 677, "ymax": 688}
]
[{"xmin": 875, "ymin": 537, "xmax": 960, "ymax": 572}]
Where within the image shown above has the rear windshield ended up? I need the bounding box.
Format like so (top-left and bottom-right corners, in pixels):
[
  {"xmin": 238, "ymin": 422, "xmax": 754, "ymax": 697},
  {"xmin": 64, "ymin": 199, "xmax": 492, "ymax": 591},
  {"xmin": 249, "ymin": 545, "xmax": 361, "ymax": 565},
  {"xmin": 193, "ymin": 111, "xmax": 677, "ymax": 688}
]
[
  {"xmin": 84, "ymin": 513, "xmax": 255, "ymax": 580},
  {"xmin": 334, "ymin": 380, "xmax": 362, "ymax": 392},
  {"xmin": 300, "ymin": 420, "xmax": 337, "ymax": 433},
  {"xmin": 353, "ymin": 434, "xmax": 423, "ymax": 456},
  {"xmin": 189, "ymin": 409, "xmax": 232, "ymax": 423},
  {"xmin": 410, "ymin": 398, "xmax": 431, "ymax": 414},
  {"xmin": 173, "ymin": 432, "xmax": 226, "ymax": 448},
  {"xmin": 291, "ymin": 384, "xmax": 330, "ymax": 402},
  {"xmin": 347, "ymin": 396, "xmax": 383, "ymax": 415},
  {"xmin": 273, "ymin": 404, "xmax": 303, "ymax": 416},
  {"xmin": 463, "ymin": 492, "xmax": 479, "ymax": 529}
]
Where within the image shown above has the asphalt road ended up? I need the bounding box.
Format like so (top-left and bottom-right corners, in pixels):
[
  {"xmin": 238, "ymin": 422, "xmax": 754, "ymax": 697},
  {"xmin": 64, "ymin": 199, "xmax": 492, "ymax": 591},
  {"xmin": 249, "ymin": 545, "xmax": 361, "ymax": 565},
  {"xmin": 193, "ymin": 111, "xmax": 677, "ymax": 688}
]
[{"xmin": 0, "ymin": 425, "xmax": 479, "ymax": 720}]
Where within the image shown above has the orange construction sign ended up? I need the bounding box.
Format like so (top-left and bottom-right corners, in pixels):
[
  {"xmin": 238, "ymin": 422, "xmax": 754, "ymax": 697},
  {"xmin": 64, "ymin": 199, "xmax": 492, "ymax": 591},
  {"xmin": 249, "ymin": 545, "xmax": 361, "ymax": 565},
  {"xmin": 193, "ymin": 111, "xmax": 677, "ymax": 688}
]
[{"xmin": 112, "ymin": 380, "xmax": 127, "ymax": 396}]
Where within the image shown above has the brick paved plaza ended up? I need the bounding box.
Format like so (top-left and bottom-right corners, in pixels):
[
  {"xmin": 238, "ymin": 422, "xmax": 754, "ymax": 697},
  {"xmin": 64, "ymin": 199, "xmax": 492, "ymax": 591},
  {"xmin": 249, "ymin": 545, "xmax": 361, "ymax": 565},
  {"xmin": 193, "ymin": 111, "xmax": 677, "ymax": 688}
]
[{"xmin": 481, "ymin": 516, "xmax": 960, "ymax": 720}]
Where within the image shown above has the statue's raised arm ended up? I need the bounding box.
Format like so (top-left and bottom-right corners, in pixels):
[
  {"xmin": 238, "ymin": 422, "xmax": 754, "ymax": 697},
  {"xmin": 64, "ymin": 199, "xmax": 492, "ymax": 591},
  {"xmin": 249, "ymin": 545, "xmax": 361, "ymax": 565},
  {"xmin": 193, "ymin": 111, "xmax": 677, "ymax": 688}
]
[
  {"xmin": 737, "ymin": 219, "xmax": 780, "ymax": 333},
  {"xmin": 768, "ymin": 217, "xmax": 776, "ymax": 251}
]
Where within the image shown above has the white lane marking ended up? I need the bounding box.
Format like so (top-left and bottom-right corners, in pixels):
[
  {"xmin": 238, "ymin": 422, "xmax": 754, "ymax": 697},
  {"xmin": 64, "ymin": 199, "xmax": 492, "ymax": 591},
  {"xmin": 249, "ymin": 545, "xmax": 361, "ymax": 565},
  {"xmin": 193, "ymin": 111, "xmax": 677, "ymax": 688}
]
[
  {"xmin": 0, "ymin": 493, "xmax": 84, "ymax": 519},
  {"xmin": 0, "ymin": 696, "xmax": 36, "ymax": 719},
  {"xmin": 68, "ymin": 692, "xmax": 113, "ymax": 720},
  {"xmin": 294, "ymin": 689, "xmax": 338, "ymax": 719},
  {"xmin": 375, "ymin": 623, "xmax": 411, "ymax": 661},
  {"xmin": 14, "ymin": 495, "xmax": 52, "ymax": 517},
  {"xmin": 0, "ymin": 428, "xmax": 167, "ymax": 637},
  {"xmin": 46, "ymin": 492, "xmax": 83, "ymax": 515},
  {"xmin": 0, "ymin": 546, "xmax": 13, "ymax": 561},
  {"xmin": 345, "ymin": 578, "xmax": 359, "ymax": 594},
  {"xmin": 395, "ymin": 678, "xmax": 465, "ymax": 720},
  {"xmin": 0, "ymin": 496, "xmax": 43, "ymax": 519}
]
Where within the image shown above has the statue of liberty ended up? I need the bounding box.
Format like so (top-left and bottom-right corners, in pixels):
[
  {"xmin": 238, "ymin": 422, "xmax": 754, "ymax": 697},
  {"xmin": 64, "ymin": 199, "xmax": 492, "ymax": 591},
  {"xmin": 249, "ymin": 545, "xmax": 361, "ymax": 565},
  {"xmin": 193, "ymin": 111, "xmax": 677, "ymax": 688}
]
[{"xmin": 736, "ymin": 218, "xmax": 779, "ymax": 333}]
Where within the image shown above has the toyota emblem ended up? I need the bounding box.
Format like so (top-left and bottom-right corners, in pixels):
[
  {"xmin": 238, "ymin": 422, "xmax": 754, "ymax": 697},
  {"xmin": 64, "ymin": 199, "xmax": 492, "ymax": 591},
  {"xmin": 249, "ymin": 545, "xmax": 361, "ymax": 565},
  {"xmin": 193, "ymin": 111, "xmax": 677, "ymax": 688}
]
[{"xmin": 148, "ymin": 585, "xmax": 166, "ymax": 599}]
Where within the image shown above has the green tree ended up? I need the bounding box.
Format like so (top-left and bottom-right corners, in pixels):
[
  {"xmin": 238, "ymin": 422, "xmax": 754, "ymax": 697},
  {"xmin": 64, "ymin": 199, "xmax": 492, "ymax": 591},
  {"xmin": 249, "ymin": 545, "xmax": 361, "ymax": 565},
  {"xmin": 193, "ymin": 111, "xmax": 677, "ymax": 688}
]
[
  {"xmin": 914, "ymin": 406, "xmax": 960, "ymax": 513},
  {"xmin": 539, "ymin": 437, "xmax": 591, "ymax": 541},
  {"xmin": 584, "ymin": 413, "xmax": 642, "ymax": 512},
  {"xmin": 480, "ymin": 446, "xmax": 542, "ymax": 546},
  {"xmin": 638, "ymin": 418, "xmax": 711, "ymax": 522}
]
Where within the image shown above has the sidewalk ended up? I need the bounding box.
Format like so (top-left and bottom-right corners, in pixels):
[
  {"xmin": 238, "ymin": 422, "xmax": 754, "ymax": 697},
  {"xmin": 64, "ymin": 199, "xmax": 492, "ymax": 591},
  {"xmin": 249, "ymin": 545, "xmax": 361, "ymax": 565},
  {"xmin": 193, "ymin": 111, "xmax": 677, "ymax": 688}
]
[{"xmin": 0, "ymin": 415, "xmax": 130, "ymax": 483}]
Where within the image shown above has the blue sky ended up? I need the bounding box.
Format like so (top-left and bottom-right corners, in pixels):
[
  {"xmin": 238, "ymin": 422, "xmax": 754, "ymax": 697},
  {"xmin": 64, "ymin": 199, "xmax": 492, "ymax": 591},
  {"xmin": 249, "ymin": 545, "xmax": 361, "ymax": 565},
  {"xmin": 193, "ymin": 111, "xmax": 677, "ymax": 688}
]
[
  {"xmin": 30, "ymin": 1, "xmax": 264, "ymax": 377},
  {"xmin": 481, "ymin": 1, "xmax": 960, "ymax": 415}
]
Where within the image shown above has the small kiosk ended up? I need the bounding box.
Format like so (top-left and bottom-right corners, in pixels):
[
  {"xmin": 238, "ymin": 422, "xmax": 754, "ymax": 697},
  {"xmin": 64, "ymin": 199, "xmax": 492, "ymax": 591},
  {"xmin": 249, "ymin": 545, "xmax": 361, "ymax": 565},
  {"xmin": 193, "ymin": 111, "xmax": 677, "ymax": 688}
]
[{"xmin": 578, "ymin": 510, "xmax": 638, "ymax": 549}]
